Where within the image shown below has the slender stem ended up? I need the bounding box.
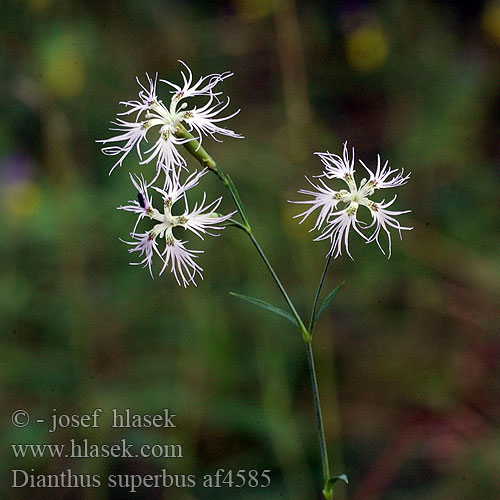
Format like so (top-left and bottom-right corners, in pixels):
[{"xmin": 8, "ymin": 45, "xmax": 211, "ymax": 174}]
[
  {"xmin": 176, "ymin": 125, "xmax": 338, "ymax": 496},
  {"xmin": 306, "ymin": 340, "xmax": 332, "ymax": 499},
  {"xmin": 308, "ymin": 254, "xmax": 333, "ymax": 334},
  {"xmin": 247, "ymin": 231, "xmax": 310, "ymax": 342},
  {"xmin": 176, "ymin": 124, "xmax": 309, "ymax": 340},
  {"xmin": 308, "ymin": 254, "xmax": 336, "ymax": 499}
]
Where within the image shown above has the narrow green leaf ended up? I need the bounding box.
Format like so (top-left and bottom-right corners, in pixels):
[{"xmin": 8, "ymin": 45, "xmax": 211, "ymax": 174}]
[
  {"xmin": 313, "ymin": 281, "xmax": 345, "ymax": 327},
  {"xmin": 230, "ymin": 292, "xmax": 297, "ymax": 326},
  {"xmin": 327, "ymin": 474, "xmax": 348, "ymax": 488}
]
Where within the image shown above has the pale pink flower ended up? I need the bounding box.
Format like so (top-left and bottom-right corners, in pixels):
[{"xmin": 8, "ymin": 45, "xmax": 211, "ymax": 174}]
[
  {"xmin": 291, "ymin": 142, "xmax": 412, "ymax": 258},
  {"xmin": 98, "ymin": 61, "xmax": 241, "ymax": 181},
  {"xmin": 120, "ymin": 169, "xmax": 235, "ymax": 284}
]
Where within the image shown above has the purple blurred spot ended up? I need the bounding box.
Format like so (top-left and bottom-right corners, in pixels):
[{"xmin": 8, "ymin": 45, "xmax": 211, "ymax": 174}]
[{"xmin": 0, "ymin": 152, "xmax": 36, "ymax": 186}]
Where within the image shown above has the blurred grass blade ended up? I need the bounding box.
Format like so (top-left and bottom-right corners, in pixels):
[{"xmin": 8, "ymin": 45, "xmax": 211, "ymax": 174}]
[
  {"xmin": 230, "ymin": 292, "xmax": 297, "ymax": 327},
  {"xmin": 313, "ymin": 281, "xmax": 345, "ymax": 327}
]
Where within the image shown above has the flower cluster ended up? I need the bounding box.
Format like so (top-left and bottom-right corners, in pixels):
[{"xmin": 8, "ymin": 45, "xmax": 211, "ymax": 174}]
[
  {"xmin": 291, "ymin": 143, "xmax": 412, "ymax": 258},
  {"xmin": 99, "ymin": 62, "xmax": 240, "ymax": 284}
]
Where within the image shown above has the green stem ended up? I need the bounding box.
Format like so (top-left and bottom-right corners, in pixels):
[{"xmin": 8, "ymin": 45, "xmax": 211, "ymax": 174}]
[
  {"xmin": 309, "ymin": 254, "xmax": 333, "ymax": 334},
  {"xmin": 176, "ymin": 124, "xmax": 338, "ymax": 495},
  {"xmin": 306, "ymin": 340, "xmax": 332, "ymax": 499},
  {"xmin": 308, "ymin": 254, "xmax": 336, "ymax": 499},
  {"xmin": 247, "ymin": 230, "xmax": 310, "ymax": 342}
]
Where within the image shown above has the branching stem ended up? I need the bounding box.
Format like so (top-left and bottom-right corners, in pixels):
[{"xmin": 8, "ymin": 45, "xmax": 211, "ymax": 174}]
[{"xmin": 176, "ymin": 124, "xmax": 339, "ymax": 498}]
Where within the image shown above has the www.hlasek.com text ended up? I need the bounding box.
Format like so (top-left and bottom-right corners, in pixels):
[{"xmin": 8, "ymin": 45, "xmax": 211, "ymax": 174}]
[{"xmin": 12, "ymin": 438, "xmax": 183, "ymax": 459}]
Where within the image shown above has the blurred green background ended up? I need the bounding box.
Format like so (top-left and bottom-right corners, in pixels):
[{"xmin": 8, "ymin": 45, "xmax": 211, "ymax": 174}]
[{"xmin": 1, "ymin": 0, "xmax": 500, "ymax": 499}]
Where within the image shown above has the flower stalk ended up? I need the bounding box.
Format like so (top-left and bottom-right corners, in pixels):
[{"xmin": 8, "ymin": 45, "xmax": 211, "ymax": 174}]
[{"xmin": 175, "ymin": 125, "xmax": 338, "ymax": 498}]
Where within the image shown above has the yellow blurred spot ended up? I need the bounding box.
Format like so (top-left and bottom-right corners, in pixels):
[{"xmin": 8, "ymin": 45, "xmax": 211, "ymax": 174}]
[
  {"xmin": 42, "ymin": 48, "xmax": 86, "ymax": 99},
  {"xmin": 4, "ymin": 182, "xmax": 42, "ymax": 217},
  {"xmin": 232, "ymin": 0, "xmax": 274, "ymax": 19},
  {"xmin": 482, "ymin": 2, "xmax": 500, "ymax": 44},
  {"xmin": 346, "ymin": 24, "xmax": 389, "ymax": 72},
  {"xmin": 29, "ymin": 0, "xmax": 54, "ymax": 11}
]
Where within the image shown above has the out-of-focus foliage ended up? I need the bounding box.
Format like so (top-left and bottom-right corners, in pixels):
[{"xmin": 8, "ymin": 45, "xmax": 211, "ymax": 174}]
[{"xmin": 1, "ymin": 1, "xmax": 499, "ymax": 499}]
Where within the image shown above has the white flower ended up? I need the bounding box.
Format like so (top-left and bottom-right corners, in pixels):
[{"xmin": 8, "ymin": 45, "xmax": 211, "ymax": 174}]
[
  {"xmin": 364, "ymin": 196, "xmax": 412, "ymax": 256},
  {"xmin": 118, "ymin": 72, "xmax": 159, "ymax": 118},
  {"xmin": 120, "ymin": 232, "xmax": 162, "ymax": 278},
  {"xmin": 98, "ymin": 61, "xmax": 242, "ymax": 180},
  {"xmin": 160, "ymin": 60, "xmax": 232, "ymax": 100},
  {"xmin": 291, "ymin": 142, "xmax": 412, "ymax": 258},
  {"xmin": 120, "ymin": 169, "xmax": 235, "ymax": 285},
  {"xmin": 293, "ymin": 176, "xmax": 341, "ymax": 231},
  {"xmin": 181, "ymin": 94, "xmax": 241, "ymax": 146},
  {"xmin": 359, "ymin": 154, "xmax": 410, "ymax": 189},
  {"xmin": 99, "ymin": 119, "xmax": 151, "ymax": 174},
  {"xmin": 118, "ymin": 173, "xmax": 153, "ymax": 233},
  {"xmin": 316, "ymin": 143, "xmax": 355, "ymax": 179}
]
